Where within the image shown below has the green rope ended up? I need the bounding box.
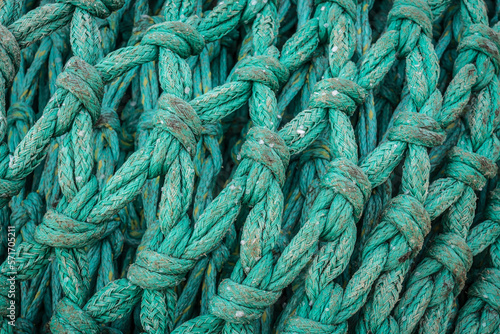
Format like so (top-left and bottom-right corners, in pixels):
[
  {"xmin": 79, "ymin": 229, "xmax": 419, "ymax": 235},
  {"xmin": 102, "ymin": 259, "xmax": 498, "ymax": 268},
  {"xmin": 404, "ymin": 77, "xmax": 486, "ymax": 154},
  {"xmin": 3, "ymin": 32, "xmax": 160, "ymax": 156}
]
[{"xmin": 2, "ymin": 0, "xmax": 500, "ymax": 332}]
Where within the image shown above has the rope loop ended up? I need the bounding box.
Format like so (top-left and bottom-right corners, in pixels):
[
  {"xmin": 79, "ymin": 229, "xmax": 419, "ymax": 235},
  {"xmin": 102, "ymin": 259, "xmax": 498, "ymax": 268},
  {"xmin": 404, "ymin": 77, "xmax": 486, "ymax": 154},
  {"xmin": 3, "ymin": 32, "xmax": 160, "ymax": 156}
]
[
  {"xmin": 427, "ymin": 233, "xmax": 473, "ymax": 291},
  {"xmin": 51, "ymin": 297, "xmax": 100, "ymax": 334},
  {"xmin": 56, "ymin": 0, "xmax": 124, "ymax": 19},
  {"xmin": 387, "ymin": 111, "xmax": 446, "ymax": 147},
  {"xmin": 127, "ymin": 249, "xmax": 196, "ymax": 289},
  {"xmin": 34, "ymin": 176, "xmax": 102, "ymax": 248},
  {"xmin": 370, "ymin": 194, "xmax": 431, "ymax": 259},
  {"xmin": 444, "ymin": 147, "xmax": 498, "ymax": 190},
  {"xmin": 55, "ymin": 56, "xmax": 104, "ymax": 124},
  {"xmin": 209, "ymin": 278, "xmax": 281, "ymax": 324},
  {"xmin": 387, "ymin": 0, "xmax": 433, "ymax": 37},
  {"xmin": 484, "ymin": 188, "xmax": 500, "ymax": 222},
  {"xmin": 7, "ymin": 102, "xmax": 35, "ymax": 127},
  {"xmin": 155, "ymin": 93, "xmax": 202, "ymax": 157},
  {"xmin": 315, "ymin": 0, "xmax": 356, "ymax": 21},
  {"xmin": 320, "ymin": 158, "xmax": 371, "ymax": 219},
  {"xmin": 468, "ymin": 268, "xmax": 500, "ymax": 312},
  {"xmin": 201, "ymin": 123, "xmax": 223, "ymax": 137},
  {"xmin": 34, "ymin": 208, "xmax": 107, "ymax": 248},
  {"xmin": 140, "ymin": 20, "xmax": 205, "ymax": 58},
  {"xmin": 458, "ymin": 24, "xmax": 500, "ymax": 75},
  {"xmin": 230, "ymin": 55, "xmax": 289, "ymax": 91},
  {"xmin": 0, "ymin": 24, "xmax": 20, "ymax": 85},
  {"xmin": 240, "ymin": 126, "xmax": 290, "ymax": 186},
  {"xmin": 127, "ymin": 216, "xmax": 195, "ymax": 289},
  {"xmin": 94, "ymin": 107, "xmax": 120, "ymax": 132},
  {"xmin": 309, "ymin": 78, "xmax": 366, "ymax": 116}
]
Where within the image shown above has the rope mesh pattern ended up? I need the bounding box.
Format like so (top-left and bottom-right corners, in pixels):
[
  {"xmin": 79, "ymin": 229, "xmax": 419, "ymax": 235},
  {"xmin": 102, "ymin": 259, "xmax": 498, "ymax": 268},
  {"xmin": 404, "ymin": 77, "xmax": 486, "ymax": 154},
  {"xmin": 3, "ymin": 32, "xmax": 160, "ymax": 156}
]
[{"xmin": 0, "ymin": 0, "xmax": 500, "ymax": 333}]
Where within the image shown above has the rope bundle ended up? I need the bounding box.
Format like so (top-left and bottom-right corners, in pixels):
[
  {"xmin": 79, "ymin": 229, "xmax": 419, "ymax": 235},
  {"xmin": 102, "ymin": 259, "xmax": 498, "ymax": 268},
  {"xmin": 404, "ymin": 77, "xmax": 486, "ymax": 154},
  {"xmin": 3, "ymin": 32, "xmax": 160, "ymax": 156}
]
[{"xmin": 1, "ymin": 0, "xmax": 500, "ymax": 333}]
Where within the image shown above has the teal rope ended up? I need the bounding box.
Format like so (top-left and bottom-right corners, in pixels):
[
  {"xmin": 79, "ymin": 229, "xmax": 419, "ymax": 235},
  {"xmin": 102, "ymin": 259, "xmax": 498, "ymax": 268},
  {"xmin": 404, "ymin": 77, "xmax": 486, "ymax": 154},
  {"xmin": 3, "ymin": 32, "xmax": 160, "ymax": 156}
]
[
  {"xmin": 3, "ymin": 0, "xmax": 500, "ymax": 332},
  {"xmin": 392, "ymin": 2, "xmax": 500, "ymax": 331}
]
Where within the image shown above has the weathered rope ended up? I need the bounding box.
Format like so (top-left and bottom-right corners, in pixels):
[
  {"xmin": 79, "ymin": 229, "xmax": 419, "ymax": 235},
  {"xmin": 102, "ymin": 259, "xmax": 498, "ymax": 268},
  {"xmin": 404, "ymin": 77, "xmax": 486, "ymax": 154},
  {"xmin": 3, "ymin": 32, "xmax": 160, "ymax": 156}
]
[
  {"xmin": 392, "ymin": 2, "xmax": 500, "ymax": 332},
  {"xmin": 2, "ymin": 0, "xmax": 500, "ymax": 332}
]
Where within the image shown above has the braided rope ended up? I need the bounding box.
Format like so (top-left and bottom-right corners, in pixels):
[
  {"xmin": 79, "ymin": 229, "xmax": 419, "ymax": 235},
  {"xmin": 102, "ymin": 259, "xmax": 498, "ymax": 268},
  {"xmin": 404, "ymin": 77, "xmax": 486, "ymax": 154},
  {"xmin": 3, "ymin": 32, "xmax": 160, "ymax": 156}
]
[
  {"xmin": 2, "ymin": 0, "xmax": 500, "ymax": 332},
  {"xmin": 391, "ymin": 2, "xmax": 500, "ymax": 331},
  {"xmin": 454, "ymin": 185, "xmax": 500, "ymax": 333},
  {"xmin": 172, "ymin": 0, "xmax": 465, "ymax": 332}
]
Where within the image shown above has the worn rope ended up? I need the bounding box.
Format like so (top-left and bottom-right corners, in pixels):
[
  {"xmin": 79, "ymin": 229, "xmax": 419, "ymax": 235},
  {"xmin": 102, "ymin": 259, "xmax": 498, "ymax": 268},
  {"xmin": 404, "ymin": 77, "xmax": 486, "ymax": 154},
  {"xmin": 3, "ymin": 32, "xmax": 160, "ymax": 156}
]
[{"xmin": 2, "ymin": 0, "xmax": 500, "ymax": 332}]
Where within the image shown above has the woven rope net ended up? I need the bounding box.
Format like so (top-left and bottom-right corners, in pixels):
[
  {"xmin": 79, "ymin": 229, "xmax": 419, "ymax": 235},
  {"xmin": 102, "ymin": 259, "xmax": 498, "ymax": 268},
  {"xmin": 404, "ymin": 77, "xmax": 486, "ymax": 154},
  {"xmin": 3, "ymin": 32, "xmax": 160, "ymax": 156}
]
[{"xmin": 0, "ymin": 0, "xmax": 500, "ymax": 333}]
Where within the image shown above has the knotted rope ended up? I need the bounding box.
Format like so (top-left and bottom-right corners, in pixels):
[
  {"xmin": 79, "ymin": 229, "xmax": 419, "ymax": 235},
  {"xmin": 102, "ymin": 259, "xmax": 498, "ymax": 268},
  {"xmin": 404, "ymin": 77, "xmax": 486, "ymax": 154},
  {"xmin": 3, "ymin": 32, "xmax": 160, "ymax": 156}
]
[{"xmin": 2, "ymin": 0, "xmax": 500, "ymax": 332}]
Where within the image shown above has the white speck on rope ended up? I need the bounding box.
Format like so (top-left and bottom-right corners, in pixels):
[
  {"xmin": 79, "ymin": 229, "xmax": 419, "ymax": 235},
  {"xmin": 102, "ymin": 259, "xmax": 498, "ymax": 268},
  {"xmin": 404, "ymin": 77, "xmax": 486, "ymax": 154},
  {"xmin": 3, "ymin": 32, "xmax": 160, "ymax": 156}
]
[
  {"xmin": 235, "ymin": 311, "xmax": 245, "ymax": 318},
  {"xmin": 332, "ymin": 46, "xmax": 338, "ymax": 52}
]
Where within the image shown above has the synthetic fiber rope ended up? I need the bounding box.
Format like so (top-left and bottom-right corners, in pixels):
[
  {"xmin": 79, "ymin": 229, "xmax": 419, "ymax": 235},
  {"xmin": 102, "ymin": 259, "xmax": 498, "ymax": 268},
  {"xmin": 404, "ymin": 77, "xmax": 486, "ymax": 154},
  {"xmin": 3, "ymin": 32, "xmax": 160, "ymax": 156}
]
[{"xmin": 0, "ymin": 0, "xmax": 500, "ymax": 333}]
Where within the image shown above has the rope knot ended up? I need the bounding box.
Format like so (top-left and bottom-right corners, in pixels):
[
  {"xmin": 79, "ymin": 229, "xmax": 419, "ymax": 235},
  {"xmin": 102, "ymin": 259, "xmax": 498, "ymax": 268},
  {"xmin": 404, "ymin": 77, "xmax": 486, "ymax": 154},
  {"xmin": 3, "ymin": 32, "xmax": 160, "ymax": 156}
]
[
  {"xmin": 458, "ymin": 24, "xmax": 500, "ymax": 76},
  {"xmin": 34, "ymin": 176, "xmax": 103, "ymax": 248},
  {"xmin": 376, "ymin": 194, "xmax": 431, "ymax": 259},
  {"xmin": 387, "ymin": 0, "xmax": 432, "ymax": 56},
  {"xmin": 316, "ymin": 0, "xmax": 356, "ymax": 20},
  {"xmin": 56, "ymin": 57, "xmax": 104, "ymax": 124},
  {"xmin": 0, "ymin": 24, "xmax": 20, "ymax": 86},
  {"xmin": 241, "ymin": 0, "xmax": 278, "ymax": 24},
  {"xmin": 240, "ymin": 127, "xmax": 290, "ymax": 186},
  {"xmin": 138, "ymin": 109, "xmax": 155, "ymax": 132},
  {"xmin": 230, "ymin": 55, "xmax": 289, "ymax": 91},
  {"xmin": 127, "ymin": 249, "xmax": 196, "ymax": 289},
  {"xmin": 387, "ymin": 111, "xmax": 446, "ymax": 147},
  {"xmin": 283, "ymin": 316, "xmax": 346, "ymax": 334},
  {"xmin": 309, "ymin": 78, "xmax": 367, "ymax": 116},
  {"xmin": 56, "ymin": 0, "xmax": 124, "ymax": 18},
  {"xmin": 155, "ymin": 93, "xmax": 202, "ymax": 157},
  {"xmin": 427, "ymin": 233, "xmax": 473, "ymax": 291},
  {"xmin": 201, "ymin": 123, "xmax": 223, "ymax": 137},
  {"xmin": 468, "ymin": 268, "xmax": 500, "ymax": 312},
  {"xmin": 94, "ymin": 108, "xmax": 120, "ymax": 132},
  {"xmin": 50, "ymin": 297, "xmax": 99, "ymax": 334},
  {"xmin": 140, "ymin": 20, "xmax": 205, "ymax": 58},
  {"xmin": 484, "ymin": 189, "xmax": 500, "ymax": 222},
  {"xmin": 444, "ymin": 147, "xmax": 497, "ymax": 190},
  {"xmin": 283, "ymin": 282, "xmax": 346, "ymax": 333},
  {"xmin": 387, "ymin": 0, "xmax": 432, "ymax": 36},
  {"xmin": 209, "ymin": 278, "xmax": 281, "ymax": 324},
  {"xmin": 34, "ymin": 209, "xmax": 107, "ymax": 248},
  {"xmin": 127, "ymin": 218, "xmax": 195, "ymax": 289},
  {"xmin": 320, "ymin": 158, "xmax": 371, "ymax": 219}
]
